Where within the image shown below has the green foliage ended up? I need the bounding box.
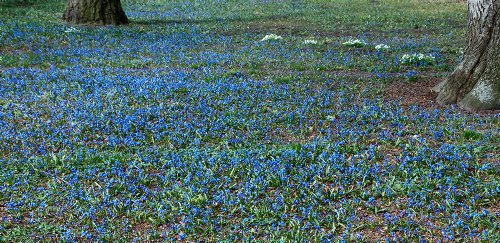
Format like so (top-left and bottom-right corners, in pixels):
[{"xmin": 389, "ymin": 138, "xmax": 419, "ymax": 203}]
[{"xmin": 463, "ymin": 130, "xmax": 485, "ymax": 141}]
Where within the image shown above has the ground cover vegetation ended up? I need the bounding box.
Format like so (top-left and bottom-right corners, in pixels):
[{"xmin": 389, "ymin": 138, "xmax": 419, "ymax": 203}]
[{"xmin": 0, "ymin": 0, "xmax": 498, "ymax": 241}]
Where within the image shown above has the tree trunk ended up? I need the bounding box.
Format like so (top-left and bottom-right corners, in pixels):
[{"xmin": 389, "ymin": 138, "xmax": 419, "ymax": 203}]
[
  {"xmin": 63, "ymin": 0, "xmax": 128, "ymax": 25},
  {"xmin": 433, "ymin": 0, "xmax": 499, "ymax": 111}
]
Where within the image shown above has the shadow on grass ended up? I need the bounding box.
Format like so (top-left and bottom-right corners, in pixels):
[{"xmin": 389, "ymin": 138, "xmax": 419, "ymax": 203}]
[
  {"xmin": 0, "ymin": 1, "xmax": 34, "ymax": 8},
  {"xmin": 129, "ymin": 13, "xmax": 318, "ymax": 36},
  {"xmin": 0, "ymin": 0, "xmax": 58, "ymax": 8},
  {"xmin": 131, "ymin": 14, "xmax": 294, "ymax": 26}
]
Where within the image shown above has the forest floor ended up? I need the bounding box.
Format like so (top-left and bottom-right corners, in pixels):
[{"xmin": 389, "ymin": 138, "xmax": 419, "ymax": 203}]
[{"xmin": 0, "ymin": 0, "xmax": 498, "ymax": 241}]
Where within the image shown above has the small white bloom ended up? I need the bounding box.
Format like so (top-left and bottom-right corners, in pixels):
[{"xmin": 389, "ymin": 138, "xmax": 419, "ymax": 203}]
[
  {"xmin": 326, "ymin": 115, "xmax": 335, "ymax": 121},
  {"xmin": 303, "ymin": 39, "xmax": 318, "ymax": 45},
  {"xmin": 261, "ymin": 34, "xmax": 283, "ymax": 41},
  {"xmin": 375, "ymin": 44, "xmax": 390, "ymax": 50},
  {"xmin": 64, "ymin": 27, "xmax": 78, "ymax": 33}
]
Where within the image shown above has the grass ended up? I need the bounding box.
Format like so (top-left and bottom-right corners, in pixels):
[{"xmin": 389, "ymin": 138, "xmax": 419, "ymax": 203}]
[{"xmin": 0, "ymin": 0, "xmax": 498, "ymax": 241}]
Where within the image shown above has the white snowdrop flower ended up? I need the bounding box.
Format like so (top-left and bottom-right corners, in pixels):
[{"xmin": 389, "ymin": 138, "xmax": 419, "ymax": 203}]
[
  {"xmin": 261, "ymin": 34, "xmax": 283, "ymax": 41},
  {"xmin": 342, "ymin": 39, "xmax": 367, "ymax": 47},
  {"xmin": 401, "ymin": 53, "xmax": 435, "ymax": 65},
  {"xmin": 375, "ymin": 44, "xmax": 390, "ymax": 50},
  {"xmin": 326, "ymin": 115, "xmax": 335, "ymax": 121},
  {"xmin": 303, "ymin": 39, "xmax": 318, "ymax": 45},
  {"xmin": 64, "ymin": 27, "xmax": 78, "ymax": 33}
]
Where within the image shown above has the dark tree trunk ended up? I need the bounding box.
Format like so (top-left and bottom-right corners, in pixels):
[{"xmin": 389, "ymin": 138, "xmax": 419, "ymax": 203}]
[
  {"xmin": 63, "ymin": 0, "xmax": 128, "ymax": 25},
  {"xmin": 434, "ymin": 0, "xmax": 499, "ymax": 111}
]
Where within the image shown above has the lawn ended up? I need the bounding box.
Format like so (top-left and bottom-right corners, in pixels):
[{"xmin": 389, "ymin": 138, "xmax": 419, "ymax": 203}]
[{"xmin": 0, "ymin": 0, "xmax": 498, "ymax": 241}]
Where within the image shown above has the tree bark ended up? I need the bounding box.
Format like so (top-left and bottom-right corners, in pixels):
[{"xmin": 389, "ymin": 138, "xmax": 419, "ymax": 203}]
[
  {"xmin": 63, "ymin": 0, "xmax": 128, "ymax": 25},
  {"xmin": 434, "ymin": 0, "xmax": 499, "ymax": 111}
]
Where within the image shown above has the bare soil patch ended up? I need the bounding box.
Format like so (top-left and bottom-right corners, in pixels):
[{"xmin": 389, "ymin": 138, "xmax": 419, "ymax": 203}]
[
  {"xmin": 384, "ymin": 77, "xmax": 499, "ymax": 117},
  {"xmin": 0, "ymin": 202, "xmax": 6, "ymax": 218}
]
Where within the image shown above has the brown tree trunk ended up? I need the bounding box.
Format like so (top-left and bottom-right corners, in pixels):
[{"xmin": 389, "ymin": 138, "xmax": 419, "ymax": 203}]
[
  {"xmin": 434, "ymin": 0, "xmax": 499, "ymax": 111},
  {"xmin": 63, "ymin": 0, "xmax": 128, "ymax": 25}
]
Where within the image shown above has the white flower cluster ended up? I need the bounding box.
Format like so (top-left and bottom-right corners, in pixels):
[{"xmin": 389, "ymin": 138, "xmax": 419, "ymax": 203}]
[
  {"xmin": 375, "ymin": 44, "xmax": 390, "ymax": 50},
  {"xmin": 64, "ymin": 27, "xmax": 79, "ymax": 33},
  {"xmin": 303, "ymin": 39, "xmax": 318, "ymax": 45},
  {"xmin": 342, "ymin": 39, "xmax": 367, "ymax": 47},
  {"xmin": 261, "ymin": 34, "xmax": 283, "ymax": 41},
  {"xmin": 401, "ymin": 53, "xmax": 435, "ymax": 65}
]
